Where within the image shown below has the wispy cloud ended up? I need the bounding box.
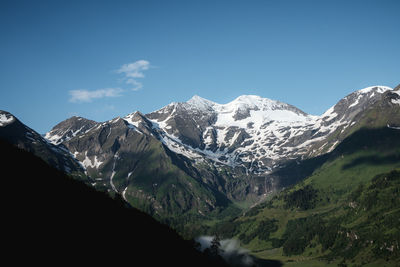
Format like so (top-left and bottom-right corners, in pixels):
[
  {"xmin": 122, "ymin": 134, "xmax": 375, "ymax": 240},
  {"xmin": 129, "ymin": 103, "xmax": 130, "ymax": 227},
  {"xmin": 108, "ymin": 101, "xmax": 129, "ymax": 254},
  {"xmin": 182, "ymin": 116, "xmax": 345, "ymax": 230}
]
[
  {"xmin": 126, "ymin": 79, "xmax": 143, "ymax": 91},
  {"xmin": 117, "ymin": 60, "xmax": 150, "ymax": 78},
  {"xmin": 117, "ymin": 60, "xmax": 151, "ymax": 91},
  {"xmin": 69, "ymin": 88, "xmax": 124, "ymax": 103},
  {"xmin": 69, "ymin": 60, "xmax": 151, "ymax": 103}
]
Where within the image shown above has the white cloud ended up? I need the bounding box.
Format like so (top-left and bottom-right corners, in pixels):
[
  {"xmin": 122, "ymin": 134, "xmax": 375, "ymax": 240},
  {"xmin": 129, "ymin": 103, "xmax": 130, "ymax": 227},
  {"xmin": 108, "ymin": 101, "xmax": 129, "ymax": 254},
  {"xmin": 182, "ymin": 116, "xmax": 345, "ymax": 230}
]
[
  {"xmin": 69, "ymin": 60, "xmax": 150, "ymax": 104},
  {"xmin": 117, "ymin": 60, "xmax": 150, "ymax": 78},
  {"xmin": 117, "ymin": 60, "xmax": 151, "ymax": 90},
  {"xmin": 126, "ymin": 79, "xmax": 143, "ymax": 91},
  {"xmin": 69, "ymin": 88, "xmax": 124, "ymax": 103}
]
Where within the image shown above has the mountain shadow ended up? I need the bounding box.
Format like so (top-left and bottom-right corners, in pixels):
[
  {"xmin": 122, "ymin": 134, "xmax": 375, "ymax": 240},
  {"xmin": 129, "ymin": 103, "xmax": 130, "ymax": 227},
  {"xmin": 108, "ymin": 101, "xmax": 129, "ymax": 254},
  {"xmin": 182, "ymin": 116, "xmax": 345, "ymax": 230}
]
[
  {"xmin": 333, "ymin": 127, "xmax": 400, "ymax": 155},
  {"xmin": 0, "ymin": 139, "xmax": 227, "ymax": 267},
  {"xmin": 272, "ymin": 127, "xmax": 400, "ymax": 188},
  {"xmin": 342, "ymin": 154, "xmax": 400, "ymax": 170}
]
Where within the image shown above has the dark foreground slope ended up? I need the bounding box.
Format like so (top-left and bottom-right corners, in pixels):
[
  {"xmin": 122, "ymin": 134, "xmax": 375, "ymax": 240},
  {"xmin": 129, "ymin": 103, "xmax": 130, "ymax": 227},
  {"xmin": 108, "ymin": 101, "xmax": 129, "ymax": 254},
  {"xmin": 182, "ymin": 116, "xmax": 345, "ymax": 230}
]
[{"xmin": 0, "ymin": 139, "xmax": 226, "ymax": 266}]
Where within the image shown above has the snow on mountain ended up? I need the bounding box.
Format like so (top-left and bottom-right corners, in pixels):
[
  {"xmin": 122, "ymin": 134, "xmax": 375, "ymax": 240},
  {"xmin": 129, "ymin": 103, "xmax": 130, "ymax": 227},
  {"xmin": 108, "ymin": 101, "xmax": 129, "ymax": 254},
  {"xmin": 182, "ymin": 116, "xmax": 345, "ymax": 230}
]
[
  {"xmin": 213, "ymin": 95, "xmax": 312, "ymax": 128},
  {"xmin": 146, "ymin": 86, "xmax": 393, "ymax": 173},
  {"xmin": 31, "ymin": 84, "xmax": 399, "ymax": 216},
  {"xmin": 9, "ymin": 83, "xmax": 391, "ymax": 219},
  {"xmin": 0, "ymin": 112, "xmax": 15, "ymax": 127},
  {"xmin": 348, "ymin": 86, "xmax": 391, "ymax": 108},
  {"xmin": 391, "ymin": 90, "xmax": 400, "ymax": 105},
  {"xmin": 357, "ymin": 85, "xmax": 391, "ymax": 94},
  {"xmin": 123, "ymin": 111, "xmax": 155, "ymax": 135},
  {"xmin": 186, "ymin": 95, "xmax": 217, "ymax": 111},
  {"xmin": 42, "ymin": 85, "xmax": 395, "ymax": 176},
  {"xmin": 45, "ymin": 116, "xmax": 98, "ymax": 145},
  {"xmin": 146, "ymin": 94, "xmax": 317, "ymax": 173}
]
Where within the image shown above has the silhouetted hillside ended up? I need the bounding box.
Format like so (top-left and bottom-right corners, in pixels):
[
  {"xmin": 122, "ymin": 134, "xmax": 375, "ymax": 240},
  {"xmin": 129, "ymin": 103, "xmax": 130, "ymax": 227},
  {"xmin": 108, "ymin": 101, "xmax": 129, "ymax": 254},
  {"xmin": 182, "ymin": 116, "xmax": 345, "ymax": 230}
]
[{"xmin": 0, "ymin": 139, "xmax": 226, "ymax": 266}]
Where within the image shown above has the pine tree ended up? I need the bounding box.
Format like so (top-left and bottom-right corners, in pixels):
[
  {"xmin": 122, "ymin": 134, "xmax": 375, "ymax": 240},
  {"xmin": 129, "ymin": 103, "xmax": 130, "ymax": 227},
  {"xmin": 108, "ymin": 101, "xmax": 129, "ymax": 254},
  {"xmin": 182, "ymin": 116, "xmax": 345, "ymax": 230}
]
[{"xmin": 210, "ymin": 235, "xmax": 222, "ymax": 257}]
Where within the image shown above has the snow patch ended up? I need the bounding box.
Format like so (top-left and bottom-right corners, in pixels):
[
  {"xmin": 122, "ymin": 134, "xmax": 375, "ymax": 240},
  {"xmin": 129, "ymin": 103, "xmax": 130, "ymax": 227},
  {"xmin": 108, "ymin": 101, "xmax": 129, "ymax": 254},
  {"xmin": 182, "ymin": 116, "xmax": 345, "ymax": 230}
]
[
  {"xmin": 391, "ymin": 90, "xmax": 400, "ymax": 105},
  {"xmin": 0, "ymin": 113, "xmax": 14, "ymax": 126},
  {"xmin": 387, "ymin": 124, "xmax": 400, "ymax": 130},
  {"xmin": 82, "ymin": 152, "xmax": 104, "ymax": 169},
  {"xmin": 357, "ymin": 85, "xmax": 391, "ymax": 94},
  {"xmin": 327, "ymin": 140, "xmax": 340, "ymax": 153},
  {"xmin": 391, "ymin": 98, "xmax": 400, "ymax": 105},
  {"xmin": 122, "ymin": 186, "xmax": 128, "ymax": 201},
  {"xmin": 45, "ymin": 132, "xmax": 63, "ymax": 144},
  {"xmin": 109, "ymin": 153, "xmax": 119, "ymax": 192},
  {"xmin": 45, "ymin": 124, "xmax": 97, "ymax": 145},
  {"xmin": 321, "ymin": 106, "xmax": 337, "ymax": 121},
  {"xmin": 349, "ymin": 94, "xmax": 363, "ymax": 108}
]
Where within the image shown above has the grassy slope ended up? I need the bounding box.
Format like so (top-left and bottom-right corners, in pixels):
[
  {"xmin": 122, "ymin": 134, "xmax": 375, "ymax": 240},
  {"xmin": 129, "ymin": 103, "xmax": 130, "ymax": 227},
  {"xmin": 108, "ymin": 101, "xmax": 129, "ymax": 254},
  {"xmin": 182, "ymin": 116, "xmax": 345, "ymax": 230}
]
[
  {"xmin": 121, "ymin": 139, "xmax": 244, "ymax": 237},
  {"xmin": 223, "ymin": 127, "xmax": 400, "ymax": 266}
]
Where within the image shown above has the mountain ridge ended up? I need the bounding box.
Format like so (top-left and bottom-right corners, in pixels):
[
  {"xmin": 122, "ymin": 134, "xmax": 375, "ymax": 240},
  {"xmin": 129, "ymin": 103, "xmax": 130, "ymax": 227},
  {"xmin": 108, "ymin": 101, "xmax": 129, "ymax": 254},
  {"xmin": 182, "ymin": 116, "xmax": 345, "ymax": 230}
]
[
  {"xmin": 41, "ymin": 85, "xmax": 399, "ymax": 212},
  {"xmin": 143, "ymin": 85, "xmax": 394, "ymax": 172},
  {"xmin": 0, "ymin": 110, "xmax": 84, "ymax": 175},
  {"xmin": 3, "ymin": 84, "xmax": 399, "ymax": 236}
]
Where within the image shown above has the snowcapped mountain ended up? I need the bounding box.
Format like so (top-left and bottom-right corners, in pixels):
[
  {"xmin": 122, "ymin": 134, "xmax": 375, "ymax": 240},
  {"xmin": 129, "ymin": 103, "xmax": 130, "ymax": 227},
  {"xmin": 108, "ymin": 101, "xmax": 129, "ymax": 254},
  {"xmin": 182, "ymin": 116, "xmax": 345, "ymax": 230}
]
[
  {"xmin": 45, "ymin": 112, "xmax": 231, "ymax": 220},
  {"xmin": 146, "ymin": 94, "xmax": 316, "ymax": 173},
  {"xmin": 44, "ymin": 116, "xmax": 98, "ymax": 145},
  {"xmin": 44, "ymin": 85, "xmax": 397, "ymax": 179},
  {"xmin": 2, "ymin": 83, "xmax": 398, "ymax": 236},
  {"xmin": 305, "ymin": 85, "xmax": 394, "ymax": 156},
  {"xmin": 38, "ymin": 84, "xmax": 400, "ymax": 223},
  {"xmin": 145, "ymin": 86, "xmax": 394, "ymax": 174}
]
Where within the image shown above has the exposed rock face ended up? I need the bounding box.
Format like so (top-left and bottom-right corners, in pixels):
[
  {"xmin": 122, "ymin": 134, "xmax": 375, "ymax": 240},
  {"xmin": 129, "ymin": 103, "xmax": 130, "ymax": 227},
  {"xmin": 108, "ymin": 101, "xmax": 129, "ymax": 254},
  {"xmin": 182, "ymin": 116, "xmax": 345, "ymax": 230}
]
[
  {"xmin": 146, "ymin": 94, "xmax": 317, "ymax": 174},
  {"xmin": 2, "ymin": 83, "xmax": 398, "ymax": 234},
  {"xmin": 46, "ymin": 113, "xmax": 232, "ymax": 220},
  {"xmin": 146, "ymin": 87, "xmax": 393, "ymax": 173},
  {"xmin": 306, "ymin": 86, "xmax": 394, "ymax": 156},
  {"xmin": 41, "ymin": 85, "xmax": 399, "ymax": 222},
  {"xmin": 45, "ymin": 116, "xmax": 98, "ymax": 145}
]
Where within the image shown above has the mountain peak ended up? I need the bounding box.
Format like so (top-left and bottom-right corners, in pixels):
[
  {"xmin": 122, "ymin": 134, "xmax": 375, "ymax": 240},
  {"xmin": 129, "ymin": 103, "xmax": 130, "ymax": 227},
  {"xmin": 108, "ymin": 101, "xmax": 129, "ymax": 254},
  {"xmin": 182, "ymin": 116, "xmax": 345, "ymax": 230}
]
[
  {"xmin": 45, "ymin": 116, "xmax": 98, "ymax": 145},
  {"xmin": 230, "ymin": 95, "xmax": 276, "ymax": 107},
  {"xmin": 186, "ymin": 95, "xmax": 216, "ymax": 110},
  {"xmin": 357, "ymin": 85, "xmax": 392, "ymax": 94},
  {"xmin": 0, "ymin": 110, "xmax": 15, "ymax": 127},
  {"xmin": 234, "ymin": 94, "xmax": 263, "ymax": 101},
  {"xmin": 224, "ymin": 95, "xmax": 298, "ymax": 114},
  {"xmin": 124, "ymin": 111, "xmax": 148, "ymax": 124}
]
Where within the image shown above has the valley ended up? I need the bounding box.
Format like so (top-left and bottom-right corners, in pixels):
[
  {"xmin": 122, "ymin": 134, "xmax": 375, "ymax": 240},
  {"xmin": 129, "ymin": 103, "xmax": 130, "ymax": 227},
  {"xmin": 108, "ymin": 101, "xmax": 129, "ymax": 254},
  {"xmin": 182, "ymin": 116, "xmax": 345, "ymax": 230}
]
[
  {"xmin": 222, "ymin": 127, "xmax": 400, "ymax": 266},
  {"xmin": 1, "ymin": 84, "xmax": 400, "ymax": 266}
]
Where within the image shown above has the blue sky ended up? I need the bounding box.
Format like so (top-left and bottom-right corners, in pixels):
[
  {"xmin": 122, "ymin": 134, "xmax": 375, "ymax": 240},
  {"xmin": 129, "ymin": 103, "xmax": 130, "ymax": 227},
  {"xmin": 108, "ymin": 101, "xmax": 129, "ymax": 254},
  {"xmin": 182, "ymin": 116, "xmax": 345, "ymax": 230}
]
[{"xmin": 0, "ymin": 0, "xmax": 399, "ymax": 133}]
